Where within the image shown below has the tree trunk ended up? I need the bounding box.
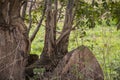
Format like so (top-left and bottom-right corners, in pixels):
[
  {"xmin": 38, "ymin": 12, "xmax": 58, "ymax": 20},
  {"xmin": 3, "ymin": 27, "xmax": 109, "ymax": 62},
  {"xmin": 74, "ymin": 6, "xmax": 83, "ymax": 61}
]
[
  {"xmin": 56, "ymin": 0, "xmax": 75, "ymax": 57},
  {"xmin": 38, "ymin": 0, "xmax": 75, "ymax": 72},
  {"xmin": 29, "ymin": 0, "xmax": 104, "ymax": 80},
  {"xmin": 39, "ymin": 0, "xmax": 57, "ymax": 71},
  {"xmin": 0, "ymin": 0, "xmax": 29, "ymax": 80}
]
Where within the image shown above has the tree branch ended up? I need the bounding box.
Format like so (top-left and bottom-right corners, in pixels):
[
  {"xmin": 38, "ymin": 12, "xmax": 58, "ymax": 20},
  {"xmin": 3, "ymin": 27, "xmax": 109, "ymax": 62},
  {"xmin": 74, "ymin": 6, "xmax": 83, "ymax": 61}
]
[
  {"xmin": 21, "ymin": 1, "xmax": 27, "ymax": 21},
  {"xmin": 27, "ymin": 0, "xmax": 34, "ymax": 34},
  {"xmin": 30, "ymin": 0, "xmax": 46, "ymax": 42},
  {"xmin": 56, "ymin": 0, "xmax": 75, "ymax": 47}
]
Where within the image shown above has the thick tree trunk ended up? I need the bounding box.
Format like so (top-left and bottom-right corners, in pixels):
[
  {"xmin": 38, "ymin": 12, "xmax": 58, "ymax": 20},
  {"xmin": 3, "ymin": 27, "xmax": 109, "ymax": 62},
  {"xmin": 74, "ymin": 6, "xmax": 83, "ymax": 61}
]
[{"xmin": 0, "ymin": 0, "xmax": 29, "ymax": 80}]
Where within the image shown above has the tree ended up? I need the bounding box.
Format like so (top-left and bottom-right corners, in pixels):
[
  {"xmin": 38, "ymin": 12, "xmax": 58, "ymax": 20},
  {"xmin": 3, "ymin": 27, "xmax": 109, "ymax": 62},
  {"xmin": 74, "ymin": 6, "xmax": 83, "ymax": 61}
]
[
  {"xmin": 38, "ymin": 0, "xmax": 75, "ymax": 71},
  {"xmin": 0, "ymin": 0, "xmax": 29, "ymax": 80},
  {"xmin": 25, "ymin": 0, "xmax": 119, "ymax": 79},
  {"xmin": 31, "ymin": 0, "xmax": 104, "ymax": 80},
  {"xmin": 0, "ymin": 0, "xmax": 105, "ymax": 80}
]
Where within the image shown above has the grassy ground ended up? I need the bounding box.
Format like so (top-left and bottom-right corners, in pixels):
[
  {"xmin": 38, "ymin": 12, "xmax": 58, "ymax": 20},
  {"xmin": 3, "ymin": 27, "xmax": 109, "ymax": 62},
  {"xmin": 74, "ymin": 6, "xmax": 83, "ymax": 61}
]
[
  {"xmin": 69, "ymin": 25, "xmax": 120, "ymax": 80},
  {"xmin": 30, "ymin": 24, "xmax": 120, "ymax": 80}
]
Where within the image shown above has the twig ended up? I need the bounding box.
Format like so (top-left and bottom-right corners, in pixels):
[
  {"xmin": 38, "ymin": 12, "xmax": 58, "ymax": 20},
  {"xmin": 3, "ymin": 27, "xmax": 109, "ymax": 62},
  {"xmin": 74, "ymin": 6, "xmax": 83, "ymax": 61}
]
[
  {"xmin": 57, "ymin": 3, "xmax": 64, "ymax": 22},
  {"xmin": 72, "ymin": 20, "xmax": 81, "ymax": 30}
]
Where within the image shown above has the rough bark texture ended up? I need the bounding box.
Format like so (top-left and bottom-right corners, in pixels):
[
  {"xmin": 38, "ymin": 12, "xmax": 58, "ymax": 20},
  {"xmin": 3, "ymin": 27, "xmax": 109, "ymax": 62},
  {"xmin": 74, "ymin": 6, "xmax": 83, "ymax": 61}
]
[
  {"xmin": 0, "ymin": 0, "xmax": 29, "ymax": 80},
  {"xmin": 21, "ymin": 1, "xmax": 27, "ymax": 21},
  {"xmin": 56, "ymin": 0, "xmax": 74, "ymax": 56},
  {"xmin": 27, "ymin": 0, "xmax": 104, "ymax": 80},
  {"xmin": 38, "ymin": 0, "xmax": 75, "ymax": 72},
  {"xmin": 49, "ymin": 46, "xmax": 104, "ymax": 80},
  {"xmin": 39, "ymin": 0, "xmax": 57, "ymax": 71}
]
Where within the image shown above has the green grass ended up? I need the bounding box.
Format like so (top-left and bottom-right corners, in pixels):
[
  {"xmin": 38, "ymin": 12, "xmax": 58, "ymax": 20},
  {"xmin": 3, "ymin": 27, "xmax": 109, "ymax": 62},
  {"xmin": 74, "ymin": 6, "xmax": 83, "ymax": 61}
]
[
  {"xmin": 30, "ymin": 24, "xmax": 120, "ymax": 80},
  {"xmin": 29, "ymin": 24, "xmax": 45, "ymax": 55},
  {"xmin": 69, "ymin": 26, "xmax": 120, "ymax": 80}
]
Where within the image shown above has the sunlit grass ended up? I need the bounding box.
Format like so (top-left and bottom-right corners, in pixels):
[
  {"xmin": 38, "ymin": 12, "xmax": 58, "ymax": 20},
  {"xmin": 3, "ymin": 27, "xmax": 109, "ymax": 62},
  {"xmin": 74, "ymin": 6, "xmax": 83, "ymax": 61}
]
[
  {"xmin": 69, "ymin": 26, "xmax": 120, "ymax": 80},
  {"xmin": 30, "ymin": 23, "xmax": 120, "ymax": 79}
]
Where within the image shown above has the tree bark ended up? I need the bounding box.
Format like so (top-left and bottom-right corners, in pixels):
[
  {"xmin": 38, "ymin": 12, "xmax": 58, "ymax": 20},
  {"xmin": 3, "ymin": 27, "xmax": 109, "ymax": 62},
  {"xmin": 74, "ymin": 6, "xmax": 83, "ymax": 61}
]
[
  {"xmin": 0, "ymin": 0, "xmax": 29, "ymax": 80},
  {"xmin": 26, "ymin": 0, "xmax": 104, "ymax": 80},
  {"xmin": 50, "ymin": 46, "xmax": 104, "ymax": 80},
  {"xmin": 38, "ymin": 0, "xmax": 58, "ymax": 71},
  {"xmin": 38, "ymin": 0, "xmax": 75, "ymax": 72},
  {"xmin": 56, "ymin": 0, "xmax": 75, "ymax": 57}
]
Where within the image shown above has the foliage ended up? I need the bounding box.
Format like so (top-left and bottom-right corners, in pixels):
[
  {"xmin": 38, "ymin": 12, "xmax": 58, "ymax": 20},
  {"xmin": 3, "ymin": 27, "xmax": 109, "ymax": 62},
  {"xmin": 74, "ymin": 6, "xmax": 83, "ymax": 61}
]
[
  {"xmin": 26, "ymin": 0, "xmax": 120, "ymax": 79},
  {"xmin": 69, "ymin": 24, "xmax": 120, "ymax": 80},
  {"xmin": 30, "ymin": 21, "xmax": 120, "ymax": 80}
]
